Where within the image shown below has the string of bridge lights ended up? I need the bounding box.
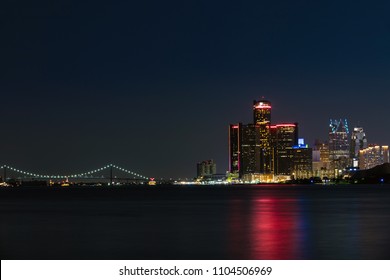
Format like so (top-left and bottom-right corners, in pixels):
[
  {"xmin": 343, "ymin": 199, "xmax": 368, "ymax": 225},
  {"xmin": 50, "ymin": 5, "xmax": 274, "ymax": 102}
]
[{"xmin": 0, "ymin": 164, "xmax": 148, "ymax": 180}]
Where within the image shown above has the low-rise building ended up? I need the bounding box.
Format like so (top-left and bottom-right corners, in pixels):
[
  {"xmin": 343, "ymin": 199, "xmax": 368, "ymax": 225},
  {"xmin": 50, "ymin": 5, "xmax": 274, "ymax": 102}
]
[{"xmin": 359, "ymin": 145, "xmax": 389, "ymax": 170}]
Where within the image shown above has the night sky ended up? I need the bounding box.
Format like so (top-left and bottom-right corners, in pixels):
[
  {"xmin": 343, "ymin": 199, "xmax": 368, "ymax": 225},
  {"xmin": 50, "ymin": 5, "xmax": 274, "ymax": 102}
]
[{"xmin": 1, "ymin": 0, "xmax": 390, "ymax": 179}]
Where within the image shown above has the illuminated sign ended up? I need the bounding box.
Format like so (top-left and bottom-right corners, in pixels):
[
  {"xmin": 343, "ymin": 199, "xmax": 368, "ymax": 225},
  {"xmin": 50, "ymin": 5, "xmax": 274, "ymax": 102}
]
[
  {"xmin": 292, "ymin": 144, "xmax": 309, "ymax": 149},
  {"xmin": 253, "ymin": 102, "xmax": 271, "ymax": 109}
]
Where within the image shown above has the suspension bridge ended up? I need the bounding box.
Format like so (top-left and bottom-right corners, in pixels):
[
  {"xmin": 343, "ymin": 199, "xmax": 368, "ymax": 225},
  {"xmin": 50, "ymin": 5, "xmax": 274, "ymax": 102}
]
[{"xmin": 0, "ymin": 164, "xmax": 150, "ymax": 185}]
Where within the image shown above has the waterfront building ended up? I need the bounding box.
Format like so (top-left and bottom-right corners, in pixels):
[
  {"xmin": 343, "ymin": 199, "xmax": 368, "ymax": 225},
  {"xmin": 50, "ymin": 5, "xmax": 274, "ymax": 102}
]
[
  {"xmin": 197, "ymin": 160, "xmax": 217, "ymax": 178},
  {"xmin": 228, "ymin": 99, "xmax": 310, "ymax": 181},
  {"xmin": 312, "ymin": 149, "xmax": 321, "ymax": 177},
  {"xmin": 286, "ymin": 140, "xmax": 313, "ymax": 179},
  {"xmin": 228, "ymin": 124, "xmax": 241, "ymax": 174},
  {"xmin": 240, "ymin": 123, "xmax": 261, "ymax": 175},
  {"xmin": 359, "ymin": 145, "xmax": 389, "ymax": 170},
  {"xmin": 312, "ymin": 140, "xmax": 332, "ymax": 178},
  {"xmin": 229, "ymin": 123, "xmax": 261, "ymax": 177},
  {"xmin": 229, "ymin": 123, "xmax": 262, "ymax": 176},
  {"xmin": 350, "ymin": 127, "xmax": 368, "ymax": 167},
  {"xmin": 241, "ymin": 173, "xmax": 274, "ymax": 183},
  {"xmin": 329, "ymin": 119, "xmax": 350, "ymax": 177},
  {"xmin": 270, "ymin": 123, "xmax": 298, "ymax": 175},
  {"xmin": 253, "ymin": 99, "xmax": 272, "ymax": 173}
]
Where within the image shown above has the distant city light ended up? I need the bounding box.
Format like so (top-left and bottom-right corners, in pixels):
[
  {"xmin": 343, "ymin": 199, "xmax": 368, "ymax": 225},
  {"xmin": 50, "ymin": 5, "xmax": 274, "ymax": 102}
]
[{"xmin": 0, "ymin": 164, "xmax": 149, "ymax": 181}]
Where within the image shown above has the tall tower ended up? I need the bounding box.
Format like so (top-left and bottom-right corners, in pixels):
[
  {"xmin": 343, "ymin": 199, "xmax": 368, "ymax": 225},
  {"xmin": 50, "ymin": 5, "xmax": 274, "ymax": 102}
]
[
  {"xmin": 270, "ymin": 123, "xmax": 298, "ymax": 175},
  {"xmin": 229, "ymin": 124, "xmax": 241, "ymax": 174},
  {"xmin": 329, "ymin": 119, "xmax": 350, "ymax": 176},
  {"xmin": 350, "ymin": 127, "xmax": 367, "ymax": 167},
  {"xmin": 240, "ymin": 124, "xmax": 261, "ymax": 175},
  {"xmin": 253, "ymin": 99, "xmax": 271, "ymax": 125},
  {"xmin": 229, "ymin": 123, "xmax": 261, "ymax": 176},
  {"xmin": 253, "ymin": 99, "xmax": 272, "ymax": 173}
]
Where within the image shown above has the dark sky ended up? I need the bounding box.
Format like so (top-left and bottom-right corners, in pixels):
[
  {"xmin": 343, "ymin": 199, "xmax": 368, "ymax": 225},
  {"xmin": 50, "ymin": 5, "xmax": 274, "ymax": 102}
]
[{"xmin": 1, "ymin": 0, "xmax": 390, "ymax": 178}]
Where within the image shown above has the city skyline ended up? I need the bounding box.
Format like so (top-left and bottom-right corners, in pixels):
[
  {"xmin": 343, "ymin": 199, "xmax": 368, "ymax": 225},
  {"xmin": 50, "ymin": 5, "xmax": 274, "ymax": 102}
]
[
  {"xmin": 1, "ymin": 0, "xmax": 390, "ymax": 178},
  {"xmin": 2, "ymin": 98, "xmax": 388, "ymax": 181},
  {"xmin": 228, "ymin": 98, "xmax": 390, "ymax": 182}
]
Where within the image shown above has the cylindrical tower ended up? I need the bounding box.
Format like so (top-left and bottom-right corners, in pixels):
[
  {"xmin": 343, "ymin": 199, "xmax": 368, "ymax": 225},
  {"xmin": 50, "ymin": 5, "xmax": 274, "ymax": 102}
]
[
  {"xmin": 253, "ymin": 99, "xmax": 271, "ymax": 125},
  {"xmin": 253, "ymin": 99, "xmax": 272, "ymax": 173}
]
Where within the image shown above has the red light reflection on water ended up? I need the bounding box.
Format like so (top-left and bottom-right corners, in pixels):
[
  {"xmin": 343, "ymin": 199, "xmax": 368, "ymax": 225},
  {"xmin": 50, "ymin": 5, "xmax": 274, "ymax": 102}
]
[
  {"xmin": 250, "ymin": 197, "xmax": 302, "ymax": 259},
  {"xmin": 228, "ymin": 196, "xmax": 304, "ymax": 259}
]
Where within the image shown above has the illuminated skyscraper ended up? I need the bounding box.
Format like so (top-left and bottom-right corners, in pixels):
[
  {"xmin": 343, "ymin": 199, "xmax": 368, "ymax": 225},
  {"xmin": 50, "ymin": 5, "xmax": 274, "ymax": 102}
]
[
  {"xmin": 286, "ymin": 142, "xmax": 313, "ymax": 179},
  {"xmin": 329, "ymin": 119, "xmax": 350, "ymax": 176},
  {"xmin": 229, "ymin": 99, "xmax": 306, "ymax": 180},
  {"xmin": 312, "ymin": 140, "xmax": 331, "ymax": 178},
  {"xmin": 253, "ymin": 99, "xmax": 272, "ymax": 173},
  {"xmin": 253, "ymin": 100, "xmax": 271, "ymax": 125},
  {"xmin": 240, "ymin": 124, "xmax": 261, "ymax": 175},
  {"xmin": 270, "ymin": 123, "xmax": 298, "ymax": 175},
  {"xmin": 229, "ymin": 124, "xmax": 241, "ymax": 174},
  {"xmin": 229, "ymin": 123, "xmax": 261, "ymax": 176},
  {"xmin": 350, "ymin": 127, "xmax": 368, "ymax": 167}
]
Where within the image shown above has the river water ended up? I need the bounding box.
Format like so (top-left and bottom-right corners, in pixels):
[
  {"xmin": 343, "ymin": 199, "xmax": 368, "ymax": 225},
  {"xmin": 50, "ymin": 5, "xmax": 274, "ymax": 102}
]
[{"xmin": 1, "ymin": 185, "xmax": 390, "ymax": 259}]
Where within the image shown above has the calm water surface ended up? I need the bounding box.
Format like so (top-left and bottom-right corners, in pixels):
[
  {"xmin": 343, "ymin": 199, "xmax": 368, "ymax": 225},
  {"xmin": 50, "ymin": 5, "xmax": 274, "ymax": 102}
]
[{"xmin": 1, "ymin": 185, "xmax": 390, "ymax": 259}]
